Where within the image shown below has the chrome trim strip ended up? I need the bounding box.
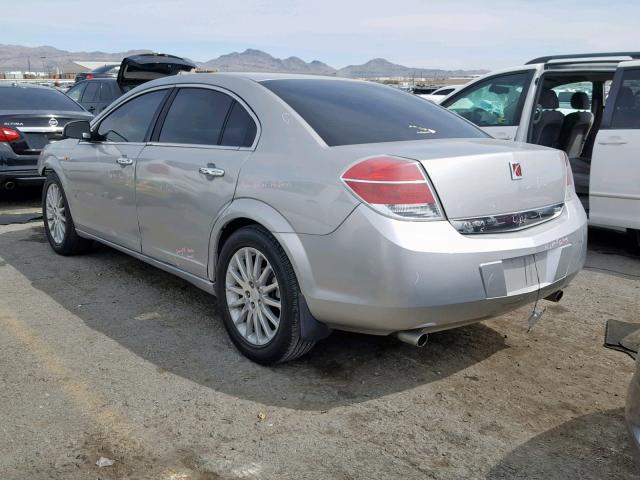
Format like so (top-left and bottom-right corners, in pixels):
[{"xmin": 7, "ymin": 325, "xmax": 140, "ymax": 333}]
[
  {"xmin": 450, "ymin": 203, "xmax": 565, "ymax": 234},
  {"xmin": 17, "ymin": 127, "xmax": 64, "ymax": 133}
]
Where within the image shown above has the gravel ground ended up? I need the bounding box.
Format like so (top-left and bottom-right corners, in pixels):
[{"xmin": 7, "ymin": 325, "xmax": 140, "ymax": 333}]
[{"xmin": 0, "ymin": 187, "xmax": 638, "ymax": 479}]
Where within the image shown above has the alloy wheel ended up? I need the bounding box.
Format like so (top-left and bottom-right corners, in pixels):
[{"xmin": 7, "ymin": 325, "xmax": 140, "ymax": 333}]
[
  {"xmin": 46, "ymin": 183, "xmax": 66, "ymax": 245},
  {"xmin": 225, "ymin": 247, "xmax": 281, "ymax": 346}
]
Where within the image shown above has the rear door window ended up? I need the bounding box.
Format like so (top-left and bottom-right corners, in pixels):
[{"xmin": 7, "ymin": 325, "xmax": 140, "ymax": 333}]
[
  {"xmin": 610, "ymin": 69, "xmax": 640, "ymax": 129},
  {"xmin": 97, "ymin": 89, "xmax": 167, "ymax": 142},
  {"xmin": 443, "ymin": 71, "xmax": 534, "ymax": 127},
  {"xmin": 159, "ymin": 88, "xmax": 234, "ymax": 145},
  {"xmin": 81, "ymin": 82, "xmax": 100, "ymax": 102},
  {"xmin": 98, "ymin": 82, "xmax": 115, "ymax": 102},
  {"xmin": 262, "ymin": 79, "xmax": 486, "ymax": 146},
  {"xmin": 66, "ymin": 83, "xmax": 86, "ymax": 102}
]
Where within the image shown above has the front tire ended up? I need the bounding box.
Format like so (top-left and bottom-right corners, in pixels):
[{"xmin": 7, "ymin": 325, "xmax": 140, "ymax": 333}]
[
  {"xmin": 216, "ymin": 225, "xmax": 315, "ymax": 364},
  {"xmin": 42, "ymin": 173, "xmax": 92, "ymax": 255}
]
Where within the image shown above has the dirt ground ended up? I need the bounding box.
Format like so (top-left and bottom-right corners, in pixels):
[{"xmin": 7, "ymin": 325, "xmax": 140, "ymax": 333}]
[{"xmin": 0, "ymin": 187, "xmax": 638, "ymax": 479}]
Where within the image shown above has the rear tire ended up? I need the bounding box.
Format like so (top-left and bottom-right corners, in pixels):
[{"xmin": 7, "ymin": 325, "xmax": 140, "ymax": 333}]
[
  {"xmin": 42, "ymin": 172, "xmax": 92, "ymax": 255},
  {"xmin": 216, "ymin": 225, "xmax": 315, "ymax": 364}
]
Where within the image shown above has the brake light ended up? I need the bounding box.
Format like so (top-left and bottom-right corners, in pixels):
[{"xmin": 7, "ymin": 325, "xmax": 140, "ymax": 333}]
[
  {"xmin": 0, "ymin": 127, "xmax": 21, "ymax": 142},
  {"xmin": 85, "ymin": 74, "xmax": 95, "ymax": 80},
  {"xmin": 341, "ymin": 155, "xmax": 443, "ymax": 220}
]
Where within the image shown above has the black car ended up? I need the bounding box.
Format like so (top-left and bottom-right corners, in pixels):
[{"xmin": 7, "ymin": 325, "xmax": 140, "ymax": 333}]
[
  {"xmin": 66, "ymin": 78, "xmax": 122, "ymax": 115},
  {"xmin": 0, "ymin": 84, "xmax": 92, "ymax": 188},
  {"xmin": 67, "ymin": 54, "xmax": 197, "ymax": 116},
  {"xmin": 74, "ymin": 64, "xmax": 120, "ymax": 83}
]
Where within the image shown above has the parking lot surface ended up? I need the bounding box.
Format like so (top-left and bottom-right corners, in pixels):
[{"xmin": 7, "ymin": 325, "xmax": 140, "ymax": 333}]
[{"xmin": 0, "ymin": 188, "xmax": 639, "ymax": 479}]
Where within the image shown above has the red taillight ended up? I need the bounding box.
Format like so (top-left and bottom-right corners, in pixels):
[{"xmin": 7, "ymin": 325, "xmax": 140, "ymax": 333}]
[
  {"xmin": 85, "ymin": 74, "xmax": 95, "ymax": 80},
  {"xmin": 341, "ymin": 155, "xmax": 442, "ymax": 220},
  {"xmin": 0, "ymin": 127, "xmax": 21, "ymax": 142}
]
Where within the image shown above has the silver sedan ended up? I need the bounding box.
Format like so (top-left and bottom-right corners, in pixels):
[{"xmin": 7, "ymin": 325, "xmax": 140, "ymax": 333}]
[{"xmin": 38, "ymin": 73, "xmax": 587, "ymax": 364}]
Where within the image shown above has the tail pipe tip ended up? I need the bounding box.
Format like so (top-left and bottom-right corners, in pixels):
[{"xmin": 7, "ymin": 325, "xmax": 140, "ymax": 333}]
[
  {"xmin": 394, "ymin": 329, "xmax": 429, "ymax": 347},
  {"xmin": 3, "ymin": 181, "xmax": 16, "ymax": 190}
]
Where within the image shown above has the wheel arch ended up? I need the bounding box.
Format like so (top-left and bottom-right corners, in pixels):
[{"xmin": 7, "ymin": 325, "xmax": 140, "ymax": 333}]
[{"xmin": 208, "ymin": 199, "xmax": 316, "ymax": 298}]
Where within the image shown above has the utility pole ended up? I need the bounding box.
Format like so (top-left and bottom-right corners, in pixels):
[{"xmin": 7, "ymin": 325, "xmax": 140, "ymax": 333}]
[{"xmin": 27, "ymin": 56, "xmax": 31, "ymax": 74}]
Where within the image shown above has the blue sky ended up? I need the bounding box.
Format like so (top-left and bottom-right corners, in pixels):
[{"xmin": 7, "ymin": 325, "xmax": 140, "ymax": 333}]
[{"xmin": 6, "ymin": 0, "xmax": 640, "ymax": 69}]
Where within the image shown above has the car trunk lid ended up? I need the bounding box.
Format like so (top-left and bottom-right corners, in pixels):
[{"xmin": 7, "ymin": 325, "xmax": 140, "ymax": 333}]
[
  {"xmin": 117, "ymin": 53, "xmax": 197, "ymax": 92},
  {"xmin": 0, "ymin": 111, "xmax": 90, "ymax": 155},
  {"xmin": 336, "ymin": 138, "xmax": 567, "ymax": 227}
]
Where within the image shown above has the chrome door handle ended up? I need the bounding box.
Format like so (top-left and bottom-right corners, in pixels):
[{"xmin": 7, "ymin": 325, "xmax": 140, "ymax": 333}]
[
  {"xmin": 199, "ymin": 166, "xmax": 225, "ymax": 177},
  {"xmin": 116, "ymin": 157, "xmax": 133, "ymax": 166}
]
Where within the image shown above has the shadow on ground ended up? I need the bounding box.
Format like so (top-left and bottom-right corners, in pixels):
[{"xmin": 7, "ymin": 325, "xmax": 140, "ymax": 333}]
[
  {"xmin": 0, "ymin": 185, "xmax": 41, "ymax": 209},
  {"xmin": 487, "ymin": 408, "xmax": 639, "ymax": 480},
  {"xmin": 1, "ymin": 225, "xmax": 508, "ymax": 410}
]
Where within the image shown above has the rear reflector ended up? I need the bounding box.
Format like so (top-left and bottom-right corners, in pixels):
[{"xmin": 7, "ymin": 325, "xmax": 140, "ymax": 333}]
[
  {"xmin": 341, "ymin": 155, "xmax": 443, "ymax": 220},
  {"xmin": 0, "ymin": 127, "xmax": 21, "ymax": 142}
]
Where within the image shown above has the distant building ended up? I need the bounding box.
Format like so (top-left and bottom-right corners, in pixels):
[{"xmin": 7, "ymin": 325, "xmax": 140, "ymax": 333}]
[{"xmin": 59, "ymin": 60, "xmax": 120, "ymax": 79}]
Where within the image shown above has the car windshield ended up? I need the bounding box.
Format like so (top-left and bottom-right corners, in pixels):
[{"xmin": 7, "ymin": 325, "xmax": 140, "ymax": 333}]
[
  {"xmin": 261, "ymin": 79, "xmax": 487, "ymax": 146},
  {"xmin": 0, "ymin": 86, "xmax": 85, "ymax": 111}
]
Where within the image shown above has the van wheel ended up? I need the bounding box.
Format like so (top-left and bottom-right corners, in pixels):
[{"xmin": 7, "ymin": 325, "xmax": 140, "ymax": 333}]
[
  {"xmin": 216, "ymin": 225, "xmax": 315, "ymax": 364},
  {"xmin": 42, "ymin": 173, "xmax": 93, "ymax": 255}
]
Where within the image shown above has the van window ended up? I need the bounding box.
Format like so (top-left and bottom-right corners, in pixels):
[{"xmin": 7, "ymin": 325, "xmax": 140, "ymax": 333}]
[
  {"xmin": 610, "ymin": 69, "xmax": 640, "ymax": 129},
  {"xmin": 443, "ymin": 71, "xmax": 533, "ymax": 127},
  {"xmin": 553, "ymin": 82, "xmax": 592, "ymax": 115}
]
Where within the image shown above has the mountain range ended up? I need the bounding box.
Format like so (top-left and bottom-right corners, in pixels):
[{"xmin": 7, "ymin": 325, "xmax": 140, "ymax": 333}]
[{"xmin": 0, "ymin": 44, "xmax": 487, "ymax": 78}]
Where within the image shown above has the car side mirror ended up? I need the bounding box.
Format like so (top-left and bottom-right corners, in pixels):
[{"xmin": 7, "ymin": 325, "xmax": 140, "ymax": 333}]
[{"xmin": 63, "ymin": 120, "xmax": 92, "ymax": 140}]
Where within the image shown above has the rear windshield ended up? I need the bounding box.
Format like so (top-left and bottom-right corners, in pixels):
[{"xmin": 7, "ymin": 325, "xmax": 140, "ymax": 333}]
[
  {"xmin": 261, "ymin": 79, "xmax": 487, "ymax": 146},
  {"xmin": 0, "ymin": 86, "xmax": 84, "ymax": 111}
]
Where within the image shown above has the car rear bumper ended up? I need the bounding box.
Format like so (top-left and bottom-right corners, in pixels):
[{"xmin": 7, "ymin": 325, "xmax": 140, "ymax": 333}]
[
  {"xmin": 0, "ymin": 145, "xmax": 43, "ymax": 185},
  {"xmin": 280, "ymin": 196, "xmax": 587, "ymax": 335}
]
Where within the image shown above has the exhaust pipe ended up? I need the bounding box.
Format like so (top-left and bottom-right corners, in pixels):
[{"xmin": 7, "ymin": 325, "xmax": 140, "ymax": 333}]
[
  {"xmin": 544, "ymin": 290, "xmax": 564, "ymax": 302},
  {"xmin": 394, "ymin": 329, "xmax": 429, "ymax": 347},
  {"xmin": 3, "ymin": 181, "xmax": 15, "ymax": 190}
]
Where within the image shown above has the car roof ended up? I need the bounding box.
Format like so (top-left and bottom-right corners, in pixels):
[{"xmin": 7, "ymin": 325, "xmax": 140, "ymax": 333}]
[{"xmin": 145, "ymin": 72, "xmax": 359, "ymax": 86}]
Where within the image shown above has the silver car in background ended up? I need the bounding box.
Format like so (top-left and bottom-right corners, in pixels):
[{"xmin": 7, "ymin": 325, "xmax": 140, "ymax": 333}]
[{"xmin": 38, "ymin": 73, "xmax": 587, "ymax": 364}]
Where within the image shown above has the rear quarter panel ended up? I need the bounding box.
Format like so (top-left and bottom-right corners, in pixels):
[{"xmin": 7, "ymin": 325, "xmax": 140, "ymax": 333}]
[{"xmin": 213, "ymin": 77, "xmax": 359, "ymax": 235}]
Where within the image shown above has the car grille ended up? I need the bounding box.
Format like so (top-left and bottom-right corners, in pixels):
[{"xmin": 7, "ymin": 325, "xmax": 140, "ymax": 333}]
[{"xmin": 449, "ymin": 203, "xmax": 565, "ymax": 234}]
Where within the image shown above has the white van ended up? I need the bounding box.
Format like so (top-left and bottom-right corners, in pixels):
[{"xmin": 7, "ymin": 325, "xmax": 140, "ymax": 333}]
[{"xmin": 440, "ymin": 52, "xmax": 640, "ymax": 248}]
